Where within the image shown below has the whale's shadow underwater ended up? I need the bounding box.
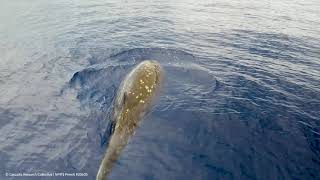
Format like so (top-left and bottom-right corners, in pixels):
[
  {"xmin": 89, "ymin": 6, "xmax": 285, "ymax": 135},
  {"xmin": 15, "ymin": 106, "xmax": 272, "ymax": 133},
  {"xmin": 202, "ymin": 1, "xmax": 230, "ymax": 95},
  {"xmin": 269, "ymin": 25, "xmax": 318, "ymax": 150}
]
[{"xmin": 66, "ymin": 48, "xmax": 219, "ymax": 180}]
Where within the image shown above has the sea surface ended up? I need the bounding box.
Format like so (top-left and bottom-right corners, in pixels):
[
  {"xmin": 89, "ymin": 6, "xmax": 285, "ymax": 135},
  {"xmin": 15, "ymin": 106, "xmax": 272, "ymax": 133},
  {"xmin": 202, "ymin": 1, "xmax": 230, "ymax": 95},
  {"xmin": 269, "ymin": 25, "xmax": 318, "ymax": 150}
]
[{"xmin": 0, "ymin": 0, "xmax": 320, "ymax": 179}]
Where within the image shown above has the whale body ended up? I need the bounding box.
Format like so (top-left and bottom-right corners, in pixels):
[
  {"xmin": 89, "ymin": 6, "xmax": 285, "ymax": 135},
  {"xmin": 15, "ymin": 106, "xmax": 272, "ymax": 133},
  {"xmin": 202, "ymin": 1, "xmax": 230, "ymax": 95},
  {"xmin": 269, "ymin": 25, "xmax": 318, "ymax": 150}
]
[{"xmin": 96, "ymin": 60, "xmax": 163, "ymax": 180}]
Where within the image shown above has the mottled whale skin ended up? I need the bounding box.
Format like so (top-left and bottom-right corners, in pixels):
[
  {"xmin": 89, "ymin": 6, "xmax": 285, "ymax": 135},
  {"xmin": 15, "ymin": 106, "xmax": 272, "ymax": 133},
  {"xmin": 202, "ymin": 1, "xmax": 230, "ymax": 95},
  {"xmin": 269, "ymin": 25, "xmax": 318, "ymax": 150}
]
[{"xmin": 96, "ymin": 60, "xmax": 163, "ymax": 180}]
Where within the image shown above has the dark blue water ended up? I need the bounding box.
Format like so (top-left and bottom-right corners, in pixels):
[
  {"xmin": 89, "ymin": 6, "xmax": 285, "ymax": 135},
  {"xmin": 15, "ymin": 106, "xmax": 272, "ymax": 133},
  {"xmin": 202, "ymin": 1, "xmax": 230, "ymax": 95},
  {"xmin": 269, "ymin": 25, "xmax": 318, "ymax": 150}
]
[{"xmin": 1, "ymin": 0, "xmax": 320, "ymax": 179}]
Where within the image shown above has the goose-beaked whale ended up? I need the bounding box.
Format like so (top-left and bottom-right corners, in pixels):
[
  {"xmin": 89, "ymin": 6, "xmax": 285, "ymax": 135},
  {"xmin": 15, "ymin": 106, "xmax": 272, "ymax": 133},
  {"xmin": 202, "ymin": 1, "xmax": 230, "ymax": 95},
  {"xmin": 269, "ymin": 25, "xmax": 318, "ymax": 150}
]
[{"xmin": 96, "ymin": 60, "xmax": 163, "ymax": 180}]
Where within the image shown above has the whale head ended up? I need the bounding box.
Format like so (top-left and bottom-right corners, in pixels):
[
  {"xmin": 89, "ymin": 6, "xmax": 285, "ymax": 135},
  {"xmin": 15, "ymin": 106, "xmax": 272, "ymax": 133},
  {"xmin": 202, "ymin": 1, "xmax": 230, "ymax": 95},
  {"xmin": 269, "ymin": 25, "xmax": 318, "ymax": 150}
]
[{"xmin": 113, "ymin": 60, "xmax": 163, "ymax": 130}]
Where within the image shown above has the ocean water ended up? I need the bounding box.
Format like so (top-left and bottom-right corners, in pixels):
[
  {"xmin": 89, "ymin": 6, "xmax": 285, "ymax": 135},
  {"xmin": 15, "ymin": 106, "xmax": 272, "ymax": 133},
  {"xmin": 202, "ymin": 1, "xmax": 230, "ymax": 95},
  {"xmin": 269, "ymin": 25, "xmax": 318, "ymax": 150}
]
[{"xmin": 1, "ymin": 0, "xmax": 320, "ymax": 179}]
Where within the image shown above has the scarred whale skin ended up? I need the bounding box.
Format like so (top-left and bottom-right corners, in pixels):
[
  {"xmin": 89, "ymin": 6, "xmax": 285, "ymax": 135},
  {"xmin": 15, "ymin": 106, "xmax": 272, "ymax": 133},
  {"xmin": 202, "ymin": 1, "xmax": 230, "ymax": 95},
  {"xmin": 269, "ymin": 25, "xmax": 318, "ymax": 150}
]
[{"xmin": 96, "ymin": 60, "xmax": 163, "ymax": 180}]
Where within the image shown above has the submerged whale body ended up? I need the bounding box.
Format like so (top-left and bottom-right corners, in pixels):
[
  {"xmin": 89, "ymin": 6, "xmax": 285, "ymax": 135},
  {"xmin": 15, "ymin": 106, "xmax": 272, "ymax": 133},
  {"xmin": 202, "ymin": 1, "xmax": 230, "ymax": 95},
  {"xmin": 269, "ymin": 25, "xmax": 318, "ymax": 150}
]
[{"xmin": 96, "ymin": 60, "xmax": 163, "ymax": 180}]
